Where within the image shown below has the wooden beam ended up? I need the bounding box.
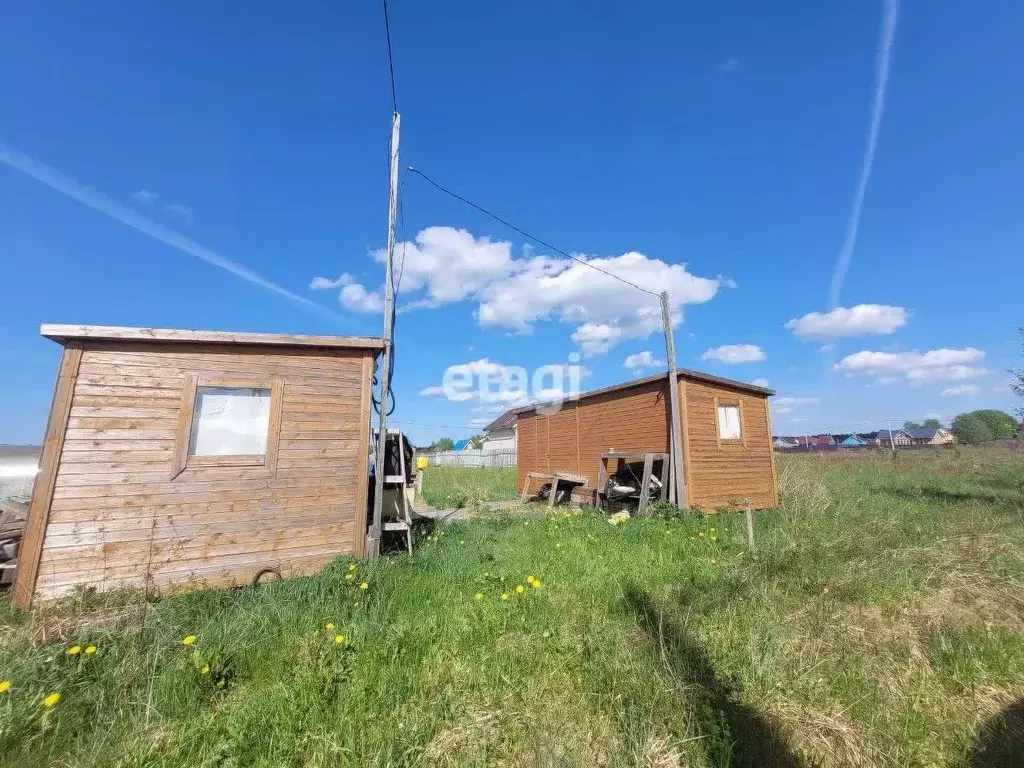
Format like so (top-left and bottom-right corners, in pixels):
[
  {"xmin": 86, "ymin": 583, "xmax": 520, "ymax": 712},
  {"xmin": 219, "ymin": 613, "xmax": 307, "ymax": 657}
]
[
  {"xmin": 660, "ymin": 291, "xmax": 686, "ymax": 506},
  {"xmin": 40, "ymin": 324, "xmax": 386, "ymax": 351},
  {"xmin": 11, "ymin": 342, "xmax": 83, "ymax": 608},
  {"xmin": 353, "ymin": 354, "xmax": 374, "ymax": 555}
]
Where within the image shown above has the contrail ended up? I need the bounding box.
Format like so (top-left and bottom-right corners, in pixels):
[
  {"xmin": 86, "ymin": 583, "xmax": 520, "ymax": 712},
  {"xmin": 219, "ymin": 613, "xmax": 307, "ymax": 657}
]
[
  {"xmin": 828, "ymin": 0, "xmax": 899, "ymax": 308},
  {"xmin": 0, "ymin": 143, "xmax": 342, "ymax": 321}
]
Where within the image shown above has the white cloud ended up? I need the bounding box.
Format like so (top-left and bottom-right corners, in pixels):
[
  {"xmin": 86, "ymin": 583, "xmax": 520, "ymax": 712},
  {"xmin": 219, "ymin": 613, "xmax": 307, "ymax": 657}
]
[
  {"xmin": 321, "ymin": 227, "xmax": 729, "ymax": 355},
  {"xmin": 774, "ymin": 397, "xmax": 820, "ymax": 406},
  {"xmin": 833, "ymin": 347, "xmax": 989, "ymax": 384},
  {"xmin": 790, "ymin": 417, "xmax": 809, "ymax": 424},
  {"xmin": 624, "ymin": 351, "xmax": 663, "ymax": 371},
  {"xmin": 785, "ymin": 304, "xmax": 909, "ymax": 342},
  {"xmin": 132, "ymin": 189, "xmax": 158, "ymax": 206},
  {"xmin": 309, "ymin": 273, "xmax": 383, "ymax": 313},
  {"xmin": 702, "ymin": 344, "xmax": 766, "ymax": 364},
  {"xmin": 752, "ymin": 377, "xmax": 770, "ymax": 388},
  {"xmin": 941, "ymin": 385, "xmax": 981, "ymax": 397},
  {"xmin": 471, "ymin": 404, "xmax": 512, "ymax": 415},
  {"xmin": 773, "ymin": 406, "xmax": 794, "ymax": 414},
  {"xmin": 467, "ymin": 418, "xmax": 491, "ymax": 429}
]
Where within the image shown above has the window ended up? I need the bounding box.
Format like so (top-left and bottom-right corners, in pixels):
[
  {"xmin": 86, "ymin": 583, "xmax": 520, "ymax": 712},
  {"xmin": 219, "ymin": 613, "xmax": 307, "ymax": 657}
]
[
  {"xmin": 717, "ymin": 403, "xmax": 742, "ymax": 441},
  {"xmin": 171, "ymin": 374, "xmax": 283, "ymax": 479},
  {"xmin": 188, "ymin": 387, "xmax": 271, "ymax": 457}
]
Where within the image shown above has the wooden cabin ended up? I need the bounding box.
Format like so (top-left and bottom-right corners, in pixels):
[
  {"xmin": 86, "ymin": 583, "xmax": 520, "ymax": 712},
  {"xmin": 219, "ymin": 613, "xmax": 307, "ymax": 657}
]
[
  {"xmin": 517, "ymin": 370, "xmax": 778, "ymax": 511},
  {"xmin": 13, "ymin": 324, "xmax": 383, "ymax": 607}
]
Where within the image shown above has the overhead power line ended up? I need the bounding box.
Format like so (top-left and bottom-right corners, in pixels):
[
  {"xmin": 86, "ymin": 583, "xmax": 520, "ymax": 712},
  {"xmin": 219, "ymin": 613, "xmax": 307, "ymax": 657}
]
[
  {"xmin": 407, "ymin": 166, "xmax": 660, "ymax": 298},
  {"xmin": 382, "ymin": 0, "xmax": 398, "ymax": 112}
]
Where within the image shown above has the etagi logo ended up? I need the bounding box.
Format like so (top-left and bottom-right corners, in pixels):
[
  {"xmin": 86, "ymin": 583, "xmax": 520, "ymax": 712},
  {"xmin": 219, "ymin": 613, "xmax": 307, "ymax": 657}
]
[{"xmin": 440, "ymin": 354, "xmax": 586, "ymax": 415}]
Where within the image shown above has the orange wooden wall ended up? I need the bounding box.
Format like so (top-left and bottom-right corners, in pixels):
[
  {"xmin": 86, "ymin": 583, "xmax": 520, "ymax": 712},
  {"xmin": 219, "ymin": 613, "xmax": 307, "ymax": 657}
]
[
  {"xmin": 20, "ymin": 340, "xmax": 375, "ymax": 602},
  {"xmin": 517, "ymin": 376, "xmax": 778, "ymax": 510}
]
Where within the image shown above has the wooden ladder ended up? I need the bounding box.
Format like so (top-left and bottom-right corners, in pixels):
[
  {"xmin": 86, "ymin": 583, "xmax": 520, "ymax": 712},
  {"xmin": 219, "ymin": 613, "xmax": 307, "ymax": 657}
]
[{"xmin": 379, "ymin": 428, "xmax": 414, "ymax": 554}]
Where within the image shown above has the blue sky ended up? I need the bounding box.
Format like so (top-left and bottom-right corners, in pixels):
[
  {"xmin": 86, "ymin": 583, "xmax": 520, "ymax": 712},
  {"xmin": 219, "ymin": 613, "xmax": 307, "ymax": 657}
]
[{"xmin": 1, "ymin": 0, "xmax": 1021, "ymax": 446}]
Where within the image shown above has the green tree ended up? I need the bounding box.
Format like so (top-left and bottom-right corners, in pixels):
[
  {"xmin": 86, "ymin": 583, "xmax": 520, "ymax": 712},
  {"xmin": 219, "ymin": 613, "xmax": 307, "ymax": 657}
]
[
  {"xmin": 430, "ymin": 437, "xmax": 454, "ymax": 451},
  {"xmin": 1011, "ymin": 327, "xmax": 1024, "ymax": 420},
  {"xmin": 903, "ymin": 419, "xmax": 942, "ymax": 430},
  {"xmin": 951, "ymin": 410, "xmax": 1019, "ymax": 444}
]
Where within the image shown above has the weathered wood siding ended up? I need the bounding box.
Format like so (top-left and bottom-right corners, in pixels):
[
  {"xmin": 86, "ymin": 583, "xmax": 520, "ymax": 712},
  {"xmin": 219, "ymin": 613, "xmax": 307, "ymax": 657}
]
[
  {"xmin": 517, "ymin": 375, "xmax": 778, "ymax": 511},
  {"xmin": 681, "ymin": 379, "xmax": 778, "ymax": 510},
  {"xmin": 30, "ymin": 340, "xmax": 375, "ymax": 600}
]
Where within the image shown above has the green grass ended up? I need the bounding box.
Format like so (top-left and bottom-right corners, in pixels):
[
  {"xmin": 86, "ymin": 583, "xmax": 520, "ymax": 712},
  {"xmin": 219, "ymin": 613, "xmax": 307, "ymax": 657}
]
[
  {"xmin": 418, "ymin": 465, "xmax": 518, "ymax": 509},
  {"xmin": 1, "ymin": 445, "xmax": 1023, "ymax": 766}
]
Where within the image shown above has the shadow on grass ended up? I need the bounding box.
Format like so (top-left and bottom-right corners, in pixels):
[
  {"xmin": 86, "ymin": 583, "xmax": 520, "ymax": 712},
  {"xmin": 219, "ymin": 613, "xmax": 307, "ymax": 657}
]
[
  {"xmin": 883, "ymin": 485, "xmax": 1024, "ymax": 511},
  {"xmin": 966, "ymin": 698, "xmax": 1024, "ymax": 768},
  {"xmin": 625, "ymin": 586, "xmax": 803, "ymax": 768}
]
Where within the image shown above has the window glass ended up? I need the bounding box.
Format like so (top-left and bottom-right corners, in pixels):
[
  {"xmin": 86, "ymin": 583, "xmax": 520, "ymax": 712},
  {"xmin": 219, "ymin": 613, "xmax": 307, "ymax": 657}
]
[
  {"xmin": 188, "ymin": 387, "xmax": 271, "ymax": 457},
  {"xmin": 717, "ymin": 404, "xmax": 742, "ymax": 440}
]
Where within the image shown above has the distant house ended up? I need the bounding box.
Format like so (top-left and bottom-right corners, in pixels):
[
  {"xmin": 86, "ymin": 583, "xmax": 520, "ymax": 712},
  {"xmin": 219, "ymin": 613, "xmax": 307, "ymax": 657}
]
[
  {"xmin": 796, "ymin": 434, "xmax": 835, "ymax": 448},
  {"xmin": 452, "ymin": 438, "xmax": 474, "ymax": 451},
  {"xmin": 481, "ymin": 408, "xmax": 519, "ymax": 453},
  {"xmin": 834, "ymin": 434, "xmax": 868, "ymax": 447},
  {"xmin": 905, "ymin": 427, "xmax": 954, "ymax": 446},
  {"xmin": 876, "ymin": 429, "xmax": 913, "ymax": 447},
  {"xmin": 773, "ymin": 436, "xmax": 799, "ymax": 449}
]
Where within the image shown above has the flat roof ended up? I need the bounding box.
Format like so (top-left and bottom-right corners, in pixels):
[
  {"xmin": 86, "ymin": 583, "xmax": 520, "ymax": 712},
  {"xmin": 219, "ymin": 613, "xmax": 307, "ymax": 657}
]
[
  {"xmin": 41, "ymin": 324, "xmax": 386, "ymax": 351},
  {"xmin": 515, "ymin": 368, "xmax": 774, "ymax": 416}
]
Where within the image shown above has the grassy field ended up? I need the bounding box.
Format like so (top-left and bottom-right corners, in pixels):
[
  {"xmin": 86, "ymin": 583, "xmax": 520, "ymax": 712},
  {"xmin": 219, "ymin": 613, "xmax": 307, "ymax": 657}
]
[
  {"xmin": 1, "ymin": 445, "xmax": 1023, "ymax": 766},
  {"xmin": 418, "ymin": 465, "xmax": 518, "ymax": 509}
]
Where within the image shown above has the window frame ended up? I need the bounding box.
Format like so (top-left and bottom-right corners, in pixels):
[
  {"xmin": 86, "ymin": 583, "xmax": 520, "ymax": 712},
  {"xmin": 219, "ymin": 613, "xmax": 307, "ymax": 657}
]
[
  {"xmin": 714, "ymin": 397, "xmax": 746, "ymax": 448},
  {"xmin": 170, "ymin": 373, "xmax": 284, "ymax": 480}
]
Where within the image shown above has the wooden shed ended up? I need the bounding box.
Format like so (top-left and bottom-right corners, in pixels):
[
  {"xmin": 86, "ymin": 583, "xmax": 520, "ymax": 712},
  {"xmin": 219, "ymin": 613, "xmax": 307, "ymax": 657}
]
[
  {"xmin": 13, "ymin": 324, "xmax": 384, "ymax": 607},
  {"xmin": 517, "ymin": 370, "xmax": 778, "ymax": 511}
]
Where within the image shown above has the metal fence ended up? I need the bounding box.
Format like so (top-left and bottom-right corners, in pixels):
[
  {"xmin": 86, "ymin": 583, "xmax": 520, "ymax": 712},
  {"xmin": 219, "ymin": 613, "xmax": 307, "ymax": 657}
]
[{"xmin": 420, "ymin": 448, "xmax": 517, "ymax": 468}]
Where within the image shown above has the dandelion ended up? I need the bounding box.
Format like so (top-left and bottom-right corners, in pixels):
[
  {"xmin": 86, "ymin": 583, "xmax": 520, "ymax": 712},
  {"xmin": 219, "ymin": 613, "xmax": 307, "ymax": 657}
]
[
  {"xmin": 348, "ymin": 563, "xmax": 357, "ymax": 572},
  {"xmin": 531, "ymin": 579, "xmax": 542, "ymax": 590},
  {"xmin": 710, "ymin": 535, "xmax": 718, "ymax": 542},
  {"xmin": 85, "ymin": 646, "xmax": 97, "ymax": 655},
  {"xmin": 0, "ymin": 681, "xmax": 10, "ymax": 694},
  {"xmin": 67, "ymin": 645, "xmax": 82, "ymax": 656},
  {"xmin": 710, "ymin": 527, "xmax": 716, "ymax": 534},
  {"xmin": 325, "ymin": 622, "xmax": 335, "ymax": 632},
  {"xmin": 182, "ymin": 635, "xmax": 197, "ymax": 646},
  {"xmin": 515, "ymin": 585, "xmax": 525, "ymax": 594},
  {"xmin": 200, "ymin": 664, "xmax": 210, "ymax": 675},
  {"xmin": 710, "ymin": 558, "xmax": 717, "ymax": 565},
  {"xmin": 697, "ymin": 532, "xmax": 705, "ymax": 539},
  {"xmin": 42, "ymin": 692, "xmax": 61, "ymax": 708},
  {"xmin": 474, "ymin": 593, "xmax": 483, "ymax": 601},
  {"xmin": 345, "ymin": 573, "xmax": 355, "ymax": 581},
  {"xmin": 483, "ymin": 571, "xmax": 490, "ymax": 578},
  {"xmin": 526, "ymin": 575, "xmax": 537, "ymax": 584},
  {"xmin": 459, "ymin": 540, "xmax": 465, "ymax": 545},
  {"xmin": 334, "ymin": 634, "xmax": 345, "ymax": 645},
  {"xmin": 353, "ymin": 601, "xmax": 361, "ymax": 607},
  {"xmin": 501, "ymin": 593, "xmax": 510, "ymax": 600},
  {"xmin": 359, "ymin": 582, "xmax": 369, "ymax": 590}
]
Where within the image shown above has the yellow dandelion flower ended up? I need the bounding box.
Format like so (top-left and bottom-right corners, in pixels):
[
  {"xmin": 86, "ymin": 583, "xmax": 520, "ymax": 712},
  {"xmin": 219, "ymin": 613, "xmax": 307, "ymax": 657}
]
[
  {"xmin": 483, "ymin": 571, "xmax": 490, "ymax": 578},
  {"xmin": 345, "ymin": 573, "xmax": 355, "ymax": 581},
  {"xmin": 531, "ymin": 579, "xmax": 542, "ymax": 589},
  {"xmin": 85, "ymin": 646, "xmax": 97, "ymax": 655},
  {"xmin": 526, "ymin": 575, "xmax": 537, "ymax": 584},
  {"xmin": 710, "ymin": 535, "xmax": 718, "ymax": 542},
  {"xmin": 200, "ymin": 664, "xmax": 210, "ymax": 675},
  {"xmin": 473, "ymin": 593, "xmax": 483, "ymax": 601},
  {"xmin": 42, "ymin": 692, "xmax": 61, "ymax": 708},
  {"xmin": 697, "ymin": 532, "xmax": 705, "ymax": 538},
  {"xmin": 515, "ymin": 584, "xmax": 525, "ymax": 594},
  {"xmin": 325, "ymin": 622, "xmax": 335, "ymax": 632},
  {"xmin": 348, "ymin": 563, "xmax": 357, "ymax": 571},
  {"xmin": 182, "ymin": 635, "xmax": 196, "ymax": 646},
  {"xmin": 459, "ymin": 540, "xmax": 465, "ymax": 545},
  {"xmin": 334, "ymin": 634, "xmax": 345, "ymax": 645},
  {"xmin": 67, "ymin": 645, "xmax": 82, "ymax": 656},
  {"xmin": 0, "ymin": 680, "xmax": 11, "ymax": 694},
  {"xmin": 501, "ymin": 593, "xmax": 510, "ymax": 600},
  {"xmin": 359, "ymin": 582, "xmax": 369, "ymax": 590}
]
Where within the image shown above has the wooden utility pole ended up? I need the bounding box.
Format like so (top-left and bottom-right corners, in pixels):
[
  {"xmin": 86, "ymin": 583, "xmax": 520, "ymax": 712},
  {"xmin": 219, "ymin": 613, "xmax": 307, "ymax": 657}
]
[
  {"xmin": 368, "ymin": 111, "xmax": 401, "ymax": 558},
  {"xmin": 660, "ymin": 291, "xmax": 686, "ymax": 507}
]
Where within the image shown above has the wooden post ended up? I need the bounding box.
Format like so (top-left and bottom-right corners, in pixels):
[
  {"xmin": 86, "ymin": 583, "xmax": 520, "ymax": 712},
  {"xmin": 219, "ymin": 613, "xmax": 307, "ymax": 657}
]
[
  {"xmin": 637, "ymin": 454, "xmax": 654, "ymax": 516},
  {"xmin": 368, "ymin": 111, "xmax": 401, "ymax": 558},
  {"xmin": 660, "ymin": 291, "xmax": 686, "ymax": 507},
  {"xmin": 744, "ymin": 500, "xmax": 756, "ymax": 553}
]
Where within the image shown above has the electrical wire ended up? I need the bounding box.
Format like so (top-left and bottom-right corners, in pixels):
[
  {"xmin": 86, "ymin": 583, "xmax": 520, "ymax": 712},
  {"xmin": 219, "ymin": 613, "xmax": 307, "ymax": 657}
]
[
  {"xmin": 407, "ymin": 166, "xmax": 661, "ymax": 298},
  {"xmin": 382, "ymin": 0, "xmax": 398, "ymax": 113}
]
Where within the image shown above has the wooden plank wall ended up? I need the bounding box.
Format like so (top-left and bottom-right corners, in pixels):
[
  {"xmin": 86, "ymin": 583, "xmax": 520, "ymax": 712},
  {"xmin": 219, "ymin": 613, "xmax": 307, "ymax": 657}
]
[
  {"xmin": 29, "ymin": 340, "xmax": 375, "ymax": 601},
  {"xmin": 517, "ymin": 376, "xmax": 778, "ymax": 510},
  {"xmin": 681, "ymin": 379, "xmax": 778, "ymax": 509}
]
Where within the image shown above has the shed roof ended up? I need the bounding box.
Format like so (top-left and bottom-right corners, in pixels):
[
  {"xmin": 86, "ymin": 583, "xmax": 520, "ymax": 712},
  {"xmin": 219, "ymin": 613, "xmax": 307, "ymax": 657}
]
[
  {"xmin": 484, "ymin": 408, "xmax": 519, "ymax": 433},
  {"xmin": 515, "ymin": 368, "xmax": 774, "ymax": 417},
  {"xmin": 41, "ymin": 324, "xmax": 386, "ymax": 351}
]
